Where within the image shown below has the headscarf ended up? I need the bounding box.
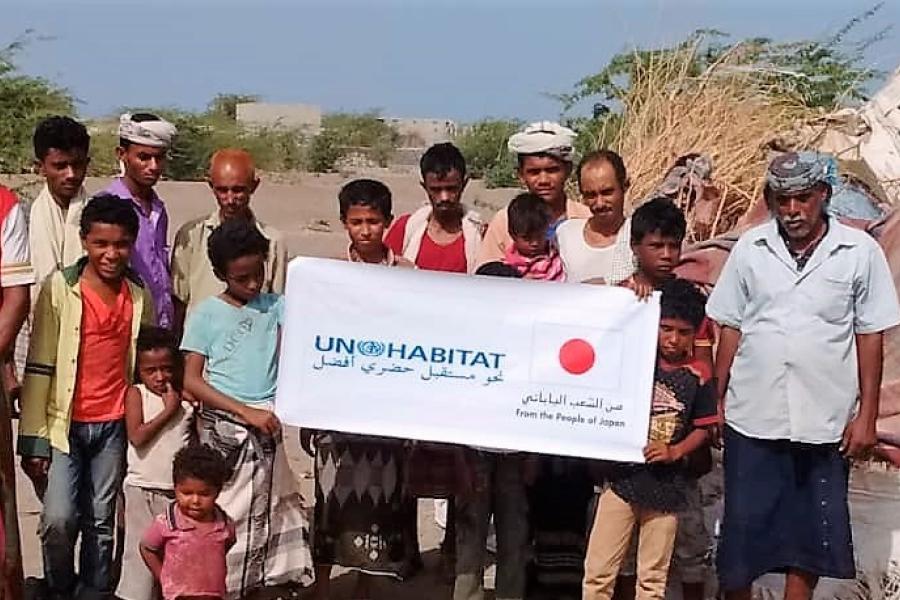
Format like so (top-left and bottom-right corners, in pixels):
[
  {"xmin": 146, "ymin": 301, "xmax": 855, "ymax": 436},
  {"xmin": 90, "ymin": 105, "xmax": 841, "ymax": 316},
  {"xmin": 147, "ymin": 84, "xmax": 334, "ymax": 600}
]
[
  {"xmin": 118, "ymin": 113, "xmax": 177, "ymax": 148},
  {"xmin": 765, "ymin": 151, "xmax": 832, "ymax": 196},
  {"xmin": 507, "ymin": 121, "xmax": 576, "ymax": 162}
]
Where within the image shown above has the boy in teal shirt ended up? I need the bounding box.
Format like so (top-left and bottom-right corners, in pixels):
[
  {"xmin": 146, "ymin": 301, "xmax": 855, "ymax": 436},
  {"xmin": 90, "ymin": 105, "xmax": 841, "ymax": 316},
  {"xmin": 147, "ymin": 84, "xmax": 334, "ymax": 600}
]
[{"xmin": 182, "ymin": 219, "xmax": 313, "ymax": 597}]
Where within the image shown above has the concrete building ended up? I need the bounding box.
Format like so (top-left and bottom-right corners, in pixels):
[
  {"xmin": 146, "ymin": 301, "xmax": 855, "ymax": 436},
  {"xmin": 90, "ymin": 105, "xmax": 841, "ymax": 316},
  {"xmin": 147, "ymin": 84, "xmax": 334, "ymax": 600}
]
[
  {"xmin": 381, "ymin": 117, "xmax": 457, "ymax": 149},
  {"xmin": 236, "ymin": 102, "xmax": 323, "ymax": 135}
]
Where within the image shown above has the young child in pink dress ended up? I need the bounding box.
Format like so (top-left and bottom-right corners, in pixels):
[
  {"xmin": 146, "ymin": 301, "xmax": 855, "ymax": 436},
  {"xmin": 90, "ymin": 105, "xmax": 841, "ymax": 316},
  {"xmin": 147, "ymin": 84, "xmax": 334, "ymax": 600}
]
[{"xmin": 140, "ymin": 444, "xmax": 235, "ymax": 600}]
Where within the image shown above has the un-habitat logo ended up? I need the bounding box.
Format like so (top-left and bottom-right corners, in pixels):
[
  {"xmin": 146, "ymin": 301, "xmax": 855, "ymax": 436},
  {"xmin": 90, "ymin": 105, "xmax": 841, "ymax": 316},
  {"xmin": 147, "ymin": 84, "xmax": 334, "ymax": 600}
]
[
  {"xmin": 313, "ymin": 335, "xmax": 506, "ymax": 370},
  {"xmin": 529, "ymin": 323, "xmax": 623, "ymax": 390}
]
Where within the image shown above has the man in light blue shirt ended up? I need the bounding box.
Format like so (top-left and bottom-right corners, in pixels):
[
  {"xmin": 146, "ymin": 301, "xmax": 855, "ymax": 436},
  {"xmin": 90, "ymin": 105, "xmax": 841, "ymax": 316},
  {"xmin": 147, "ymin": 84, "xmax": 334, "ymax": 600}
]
[{"xmin": 708, "ymin": 151, "xmax": 900, "ymax": 600}]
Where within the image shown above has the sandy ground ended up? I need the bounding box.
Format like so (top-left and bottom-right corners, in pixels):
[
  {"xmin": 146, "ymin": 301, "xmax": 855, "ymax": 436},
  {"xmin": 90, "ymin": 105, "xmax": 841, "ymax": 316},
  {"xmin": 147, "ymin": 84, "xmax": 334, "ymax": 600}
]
[{"xmin": 4, "ymin": 172, "xmax": 520, "ymax": 599}]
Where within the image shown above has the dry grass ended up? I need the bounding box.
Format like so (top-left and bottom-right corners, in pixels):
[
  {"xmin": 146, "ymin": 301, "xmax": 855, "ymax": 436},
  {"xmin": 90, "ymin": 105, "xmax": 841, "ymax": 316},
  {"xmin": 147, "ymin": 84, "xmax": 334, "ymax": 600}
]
[{"xmin": 594, "ymin": 42, "xmax": 825, "ymax": 239}]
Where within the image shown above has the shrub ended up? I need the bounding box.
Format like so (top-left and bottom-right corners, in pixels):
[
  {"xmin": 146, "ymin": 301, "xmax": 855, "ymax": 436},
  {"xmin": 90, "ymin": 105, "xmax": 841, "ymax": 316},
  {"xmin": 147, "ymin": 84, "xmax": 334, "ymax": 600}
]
[
  {"xmin": 0, "ymin": 34, "xmax": 75, "ymax": 173},
  {"xmin": 455, "ymin": 119, "xmax": 522, "ymax": 188}
]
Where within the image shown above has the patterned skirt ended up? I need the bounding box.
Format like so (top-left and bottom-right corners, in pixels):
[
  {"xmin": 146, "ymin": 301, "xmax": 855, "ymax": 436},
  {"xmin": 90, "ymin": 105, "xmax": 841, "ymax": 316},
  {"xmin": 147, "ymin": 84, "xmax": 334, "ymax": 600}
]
[
  {"xmin": 527, "ymin": 456, "xmax": 595, "ymax": 599},
  {"xmin": 197, "ymin": 407, "xmax": 314, "ymax": 599},
  {"xmin": 313, "ymin": 432, "xmax": 415, "ymax": 578}
]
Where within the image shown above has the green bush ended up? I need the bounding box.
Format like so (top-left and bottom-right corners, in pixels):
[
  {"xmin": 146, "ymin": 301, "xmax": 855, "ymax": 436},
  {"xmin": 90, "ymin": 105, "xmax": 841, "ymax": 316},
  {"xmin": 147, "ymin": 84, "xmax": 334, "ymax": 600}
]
[
  {"xmin": 86, "ymin": 129, "xmax": 119, "ymax": 177},
  {"xmin": 307, "ymin": 130, "xmax": 342, "ymax": 173},
  {"xmin": 455, "ymin": 119, "xmax": 522, "ymax": 188},
  {"xmin": 306, "ymin": 112, "xmax": 400, "ymax": 172},
  {"xmin": 569, "ymin": 113, "xmax": 623, "ymax": 159}
]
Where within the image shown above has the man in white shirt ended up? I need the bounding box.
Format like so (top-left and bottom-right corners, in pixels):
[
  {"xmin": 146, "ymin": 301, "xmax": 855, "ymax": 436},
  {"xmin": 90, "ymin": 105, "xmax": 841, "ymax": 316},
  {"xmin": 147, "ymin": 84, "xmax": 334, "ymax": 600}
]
[
  {"xmin": 556, "ymin": 150, "xmax": 636, "ymax": 284},
  {"xmin": 708, "ymin": 151, "xmax": 900, "ymax": 600},
  {"xmin": 14, "ymin": 116, "xmax": 90, "ymax": 398},
  {"xmin": 29, "ymin": 116, "xmax": 90, "ymax": 286}
]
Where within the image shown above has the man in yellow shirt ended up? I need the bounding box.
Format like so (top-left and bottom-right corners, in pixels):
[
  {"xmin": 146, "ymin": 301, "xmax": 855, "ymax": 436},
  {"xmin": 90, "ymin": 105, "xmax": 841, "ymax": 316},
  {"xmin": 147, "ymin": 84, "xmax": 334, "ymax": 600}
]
[{"xmin": 170, "ymin": 149, "xmax": 287, "ymax": 330}]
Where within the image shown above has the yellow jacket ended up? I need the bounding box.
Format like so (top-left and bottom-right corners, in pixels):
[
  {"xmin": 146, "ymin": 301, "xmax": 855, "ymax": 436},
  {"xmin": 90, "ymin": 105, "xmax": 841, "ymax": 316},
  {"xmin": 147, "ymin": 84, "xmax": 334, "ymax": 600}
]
[{"xmin": 18, "ymin": 259, "xmax": 154, "ymax": 457}]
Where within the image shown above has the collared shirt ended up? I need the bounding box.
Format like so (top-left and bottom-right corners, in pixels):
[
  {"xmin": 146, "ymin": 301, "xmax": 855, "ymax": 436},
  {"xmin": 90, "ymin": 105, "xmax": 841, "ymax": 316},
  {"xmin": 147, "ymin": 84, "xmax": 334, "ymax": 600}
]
[
  {"xmin": 778, "ymin": 219, "xmax": 828, "ymax": 271},
  {"xmin": 141, "ymin": 502, "xmax": 235, "ymax": 600},
  {"xmin": 345, "ymin": 244, "xmax": 413, "ymax": 267},
  {"xmin": 104, "ymin": 178, "xmax": 174, "ymax": 329},
  {"xmin": 18, "ymin": 258, "xmax": 154, "ymax": 457},
  {"xmin": 707, "ymin": 218, "xmax": 900, "ymax": 443},
  {"xmin": 170, "ymin": 211, "xmax": 287, "ymax": 312},
  {"xmin": 475, "ymin": 198, "xmax": 592, "ymax": 268}
]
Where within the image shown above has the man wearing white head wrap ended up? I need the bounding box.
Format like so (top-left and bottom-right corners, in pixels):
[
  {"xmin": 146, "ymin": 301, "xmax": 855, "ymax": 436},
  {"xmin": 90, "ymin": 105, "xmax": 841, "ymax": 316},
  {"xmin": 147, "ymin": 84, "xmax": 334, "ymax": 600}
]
[
  {"xmin": 506, "ymin": 120, "xmax": 576, "ymax": 162},
  {"xmin": 474, "ymin": 122, "xmax": 592, "ymax": 599},
  {"xmin": 475, "ymin": 121, "xmax": 590, "ymax": 267},
  {"xmin": 117, "ymin": 112, "xmax": 177, "ymax": 148},
  {"xmin": 103, "ymin": 113, "xmax": 178, "ymax": 329}
]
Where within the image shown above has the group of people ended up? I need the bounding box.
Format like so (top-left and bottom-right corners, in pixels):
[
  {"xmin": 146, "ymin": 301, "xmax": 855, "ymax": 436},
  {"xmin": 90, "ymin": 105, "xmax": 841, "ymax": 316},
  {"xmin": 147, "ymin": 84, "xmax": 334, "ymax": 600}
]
[
  {"xmin": 1, "ymin": 113, "xmax": 305, "ymax": 600},
  {"xmin": 0, "ymin": 113, "xmax": 893, "ymax": 600}
]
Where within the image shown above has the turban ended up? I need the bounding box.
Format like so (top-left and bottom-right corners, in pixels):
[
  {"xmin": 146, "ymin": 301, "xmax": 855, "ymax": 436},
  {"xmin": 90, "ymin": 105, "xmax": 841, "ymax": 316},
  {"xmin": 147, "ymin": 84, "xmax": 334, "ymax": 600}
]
[
  {"xmin": 507, "ymin": 121, "xmax": 576, "ymax": 162},
  {"xmin": 118, "ymin": 113, "xmax": 177, "ymax": 148},
  {"xmin": 765, "ymin": 151, "xmax": 832, "ymax": 196}
]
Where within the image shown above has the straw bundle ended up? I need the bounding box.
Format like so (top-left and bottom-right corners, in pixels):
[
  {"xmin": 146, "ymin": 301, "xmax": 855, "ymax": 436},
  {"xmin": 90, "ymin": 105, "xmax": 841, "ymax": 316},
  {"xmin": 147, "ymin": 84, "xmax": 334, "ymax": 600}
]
[{"xmin": 596, "ymin": 43, "xmax": 822, "ymax": 239}]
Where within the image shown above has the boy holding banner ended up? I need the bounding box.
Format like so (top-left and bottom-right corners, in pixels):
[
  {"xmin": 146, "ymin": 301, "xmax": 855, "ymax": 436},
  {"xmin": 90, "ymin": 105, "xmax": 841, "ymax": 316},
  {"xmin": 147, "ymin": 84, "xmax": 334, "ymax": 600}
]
[
  {"xmin": 617, "ymin": 198, "xmax": 716, "ymax": 600},
  {"xmin": 583, "ymin": 278, "xmax": 718, "ymax": 600},
  {"xmin": 629, "ymin": 197, "xmax": 714, "ymax": 369},
  {"xmin": 305, "ymin": 179, "xmax": 416, "ymax": 600}
]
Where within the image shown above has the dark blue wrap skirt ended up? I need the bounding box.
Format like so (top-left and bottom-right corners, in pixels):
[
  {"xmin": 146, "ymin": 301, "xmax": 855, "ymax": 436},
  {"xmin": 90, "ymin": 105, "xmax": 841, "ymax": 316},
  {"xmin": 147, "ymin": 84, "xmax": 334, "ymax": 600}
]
[{"xmin": 717, "ymin": 426, "xmax": 855, "ymax": 592}]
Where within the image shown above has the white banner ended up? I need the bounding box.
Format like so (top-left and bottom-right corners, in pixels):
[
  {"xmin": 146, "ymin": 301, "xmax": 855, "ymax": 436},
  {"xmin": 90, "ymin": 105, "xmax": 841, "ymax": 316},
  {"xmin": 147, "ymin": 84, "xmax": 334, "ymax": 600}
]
[{"xmin": 276, "ymin": 257, "xmax": 660, "ymax": 462}]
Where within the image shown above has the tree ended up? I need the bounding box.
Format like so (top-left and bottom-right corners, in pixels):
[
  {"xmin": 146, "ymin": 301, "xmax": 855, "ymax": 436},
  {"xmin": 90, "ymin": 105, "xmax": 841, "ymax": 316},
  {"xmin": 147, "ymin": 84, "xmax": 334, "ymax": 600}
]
[
  {"xmin": 307, "ymin": 129, "xmax": 343, "ymax": 173},
  {"xmin": 0, "ymin": 32, "xmax": 74, "ymax": 173},
  {"xmin": 561, "ymin": 4, "xmax": 887, "ymax": 116}
]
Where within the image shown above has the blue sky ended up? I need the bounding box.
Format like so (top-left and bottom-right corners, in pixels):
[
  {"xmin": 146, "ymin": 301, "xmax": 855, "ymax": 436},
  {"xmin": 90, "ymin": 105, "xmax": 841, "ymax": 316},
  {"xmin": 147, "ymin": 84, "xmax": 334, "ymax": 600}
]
[{"xmin": 3, "ymin": 0, "xmax": 899, "ymax": 122}]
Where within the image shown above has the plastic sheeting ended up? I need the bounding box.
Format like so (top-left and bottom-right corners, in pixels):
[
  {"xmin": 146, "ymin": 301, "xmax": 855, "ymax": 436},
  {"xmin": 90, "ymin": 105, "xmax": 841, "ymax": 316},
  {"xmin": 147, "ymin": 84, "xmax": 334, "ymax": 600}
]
[{"xmin": 816, "ymin": 67, "xmax": 900, "ymax": 205}]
